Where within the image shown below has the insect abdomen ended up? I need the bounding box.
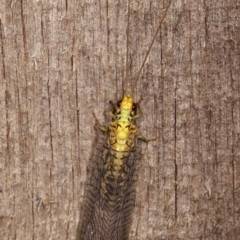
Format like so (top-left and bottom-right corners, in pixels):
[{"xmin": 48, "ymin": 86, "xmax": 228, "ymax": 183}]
[
  {"xmin": 78, "ymin": 145, "xmax": 136, "ymax": 240},
  {"xmin": 99, "ymin": 148, "xmax": 136, "ymax": 239}
]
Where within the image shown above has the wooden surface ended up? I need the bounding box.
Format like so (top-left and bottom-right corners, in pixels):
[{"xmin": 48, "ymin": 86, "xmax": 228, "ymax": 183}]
[{"xmin": 0, "ymin": 0, "xmax": 240, "ymax": 239}]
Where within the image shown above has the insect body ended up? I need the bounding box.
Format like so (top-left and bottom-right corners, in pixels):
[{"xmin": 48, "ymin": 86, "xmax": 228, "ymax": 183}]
[
  {"xmin": 77, "ymin": 95, "xmax": 143, "ymax": 240},
  {"xmin": 77, "ymin": 0, "xmax": 172, "ymax": 239}
]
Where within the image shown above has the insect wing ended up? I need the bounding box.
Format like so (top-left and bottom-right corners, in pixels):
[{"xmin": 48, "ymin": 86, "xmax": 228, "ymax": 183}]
[{"xmin": 77, "ymin": 128, "xmax": 140, "ymax": 240}]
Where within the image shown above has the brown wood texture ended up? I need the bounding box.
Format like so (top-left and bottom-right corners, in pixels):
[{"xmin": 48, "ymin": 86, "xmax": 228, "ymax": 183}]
[{"xmin": 0, "ymin": 0, "xmax": 240, "ymax": 239}]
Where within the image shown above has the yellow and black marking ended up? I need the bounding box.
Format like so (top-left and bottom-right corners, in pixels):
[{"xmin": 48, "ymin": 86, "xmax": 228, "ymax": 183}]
[{"xmin": 77, "ymin": 96, "xmax": 145, "ymax": 240}]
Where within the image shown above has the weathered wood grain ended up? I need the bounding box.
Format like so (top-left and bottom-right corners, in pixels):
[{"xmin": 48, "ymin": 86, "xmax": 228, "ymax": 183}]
[{"xmin": 0, "ymin": 0, "xmax": 239, "ymax": 239}]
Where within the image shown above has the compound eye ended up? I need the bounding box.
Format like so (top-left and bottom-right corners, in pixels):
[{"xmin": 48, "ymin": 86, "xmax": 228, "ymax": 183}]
[
  {"xmin": 132, "ymin": 103, "xmax": 137, "ymax": 114},
  {"xmin": 117, "ymin": 100, "xmax": 122, "ymax": 108}
]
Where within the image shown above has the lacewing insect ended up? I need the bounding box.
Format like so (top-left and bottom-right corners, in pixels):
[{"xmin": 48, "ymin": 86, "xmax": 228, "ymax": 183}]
[{"xmin": 77, "ymin": 0, "xmax": 172, "ymax": 239}]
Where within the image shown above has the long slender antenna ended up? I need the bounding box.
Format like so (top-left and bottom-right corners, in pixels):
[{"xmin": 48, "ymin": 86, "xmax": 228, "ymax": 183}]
[
  {"xmin": 131, "ymin": 0, "xmax": 172, "ymax": 95},
  {"xmin": 124, "ymin": 0, "xmax": 131, "ymax": 96}
]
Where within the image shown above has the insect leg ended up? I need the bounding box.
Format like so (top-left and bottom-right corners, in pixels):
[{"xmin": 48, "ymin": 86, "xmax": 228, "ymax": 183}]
[
  {"xmin": 137, "ymin": 135, "xmax": 156, "ymax": 143},
  {"xmin": 92, "ymin": 113, "xmax": 108, "ymax": 133},
  {"xmin": 108, "ymin": 100, "xmax": 120, "ymax": 120},
  {"xmin": 109, "ymin": 111, "xmax": 117, "ymax": 120}
]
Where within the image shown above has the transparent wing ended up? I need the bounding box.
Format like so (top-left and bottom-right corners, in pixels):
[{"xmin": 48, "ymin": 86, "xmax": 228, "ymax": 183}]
[{"xmin": 77, "ymin": 129, "xmax": 141, "ymax": 240}]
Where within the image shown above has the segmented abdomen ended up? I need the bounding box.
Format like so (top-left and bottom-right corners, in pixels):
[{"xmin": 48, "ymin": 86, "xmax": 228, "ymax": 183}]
[{"xmin": 77, "ymin": 131, "xmax": 138, "ymax": 240}]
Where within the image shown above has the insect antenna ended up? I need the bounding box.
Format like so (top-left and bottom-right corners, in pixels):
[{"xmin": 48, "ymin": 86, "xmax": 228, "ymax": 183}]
[
  {"xmin": 131, "ymin": 0, "xmax": 172, "ymax": 96},
  {"xmin": 124, "ymin": 0, "xmax": 131, "ymax": 96}
]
